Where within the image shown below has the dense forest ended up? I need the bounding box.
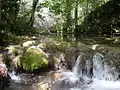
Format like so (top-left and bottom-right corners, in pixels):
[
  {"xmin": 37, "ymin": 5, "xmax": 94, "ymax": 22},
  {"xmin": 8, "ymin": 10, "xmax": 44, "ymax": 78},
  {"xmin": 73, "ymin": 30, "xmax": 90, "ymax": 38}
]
[{"xmin": 0, "ymin": 0, "xmax": 120, "ymax": 44}]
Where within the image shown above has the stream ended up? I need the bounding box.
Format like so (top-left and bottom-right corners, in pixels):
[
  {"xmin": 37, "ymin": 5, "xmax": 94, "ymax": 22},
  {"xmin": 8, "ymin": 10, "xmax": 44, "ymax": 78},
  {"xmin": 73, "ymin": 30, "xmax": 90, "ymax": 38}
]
[
  {"xmin": 1, "ymin": 51, "xmax": 120, "ymax": 90},
  {"xmin": 51, "ymin": 52, "xmax": 120, "ymax": 90},
  {"xmin": 1, "ymin": 36, "xmax": 120, "ymax": 90}
]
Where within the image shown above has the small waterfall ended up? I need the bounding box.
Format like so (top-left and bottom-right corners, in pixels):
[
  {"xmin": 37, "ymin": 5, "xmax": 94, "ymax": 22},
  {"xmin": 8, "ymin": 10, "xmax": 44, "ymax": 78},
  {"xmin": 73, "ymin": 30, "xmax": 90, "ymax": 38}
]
[
  {"xmin": 2, "ymin": 50, "xmax": 120, "ymax": 90},
  {"xmin": 72, "ymin": 55, "xmax": 82, "ymax": 76},
  {"xmin": 72, "ymin": 53, "xmax": 85, "ymax": 77},
  {"xmin": 54, "ymin": 52, "xmax": 120, "ymax": 90},
  {"xmin": 8, "ymin": 70, "xmax": 21, "ymax": 83},
  {"xmin": 92, "ymin": 52, "xmax": 104, "ymax": 79},
  {"xmin": 92, "ymin": 52, "xmax": 119, "ymax": 81},
  {"xmin": 72, "ymin": 53, "xmax": 92, "ymax": 78},
  {"xmin": 86, "ymin": 58, "xmax": 93, "ymax": 78},
  {"xmin": 103, "ymin": 64, "xmax": 119, "ymax": 81},
  {"xmin": 0, "ymin": 63, "xmax": 21, "ymax": 83},
  {"xmin": 72, "ymin": 52, "xmax": 119, "ymax": 80}
]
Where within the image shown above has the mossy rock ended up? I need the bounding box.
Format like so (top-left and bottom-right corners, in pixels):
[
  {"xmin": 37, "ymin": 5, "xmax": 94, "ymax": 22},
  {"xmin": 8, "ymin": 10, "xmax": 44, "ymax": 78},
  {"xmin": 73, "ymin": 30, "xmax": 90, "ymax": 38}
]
[
  {"xmin": 22, "ymin": 48, "xmax": 48, "ymax": 72},
  {"xmin": 45, "ymin": 40, "xmax": 58, "ymax": 52},
  {"xmin": 56, "ymin": 41, "xmax": 72, "ymax": 52}
]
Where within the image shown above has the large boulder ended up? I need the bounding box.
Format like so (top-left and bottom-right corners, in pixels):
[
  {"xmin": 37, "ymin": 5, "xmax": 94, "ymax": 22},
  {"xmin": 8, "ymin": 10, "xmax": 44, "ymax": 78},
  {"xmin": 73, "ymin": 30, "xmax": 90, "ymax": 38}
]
[{"xmin": 22, "ymin": 46, "xmax": 48, "ymax": 72}]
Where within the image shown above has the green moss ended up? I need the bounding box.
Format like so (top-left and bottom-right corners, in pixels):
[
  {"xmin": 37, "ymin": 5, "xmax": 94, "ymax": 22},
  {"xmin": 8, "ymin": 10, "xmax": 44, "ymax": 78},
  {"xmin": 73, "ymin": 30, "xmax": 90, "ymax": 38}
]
[
  {"xmin": 45, "ymin": 40, "xmax": 72, "ymax": 52},
  {"xmin": 45, "ymin": 40, "xmax": 58, "ymax": 52},
  {"xmin": 22, "ymin": 48, "xmax": 48, "ymax": 72},
  {"xmin": 57, "ymin": 41, "xmax": 72, "ymax": 52}
]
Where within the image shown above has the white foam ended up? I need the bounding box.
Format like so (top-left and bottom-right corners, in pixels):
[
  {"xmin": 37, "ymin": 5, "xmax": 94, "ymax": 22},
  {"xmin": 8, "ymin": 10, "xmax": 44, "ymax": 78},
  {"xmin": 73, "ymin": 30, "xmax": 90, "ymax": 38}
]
[
  {"xmin": 90, "ymin": 79, "xmax": 120, "ymax": 90},
  {"xmin": 8, "ymin": 71, "xmax": 21, "ymax": 83}
]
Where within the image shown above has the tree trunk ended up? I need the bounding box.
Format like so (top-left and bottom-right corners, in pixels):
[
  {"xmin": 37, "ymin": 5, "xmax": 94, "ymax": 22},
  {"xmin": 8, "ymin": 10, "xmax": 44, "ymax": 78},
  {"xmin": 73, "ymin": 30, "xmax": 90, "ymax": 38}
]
[
  {"xmin": 29, "ymin": 0, "xmax": 38, "ymax": 27},
  {"xmin": 74, "ymin": 0, "xmax": 78, "ymax": 39},
  {"xmin": 75, "ymin": 0, "xmax": 78, "ymax": 30},
  {"xmin": 63, "ymin": 0, "xmax": 72, "ymax": 40},
  {"xmin": 0, "ymin": 0, "xmax": 1, "ymax": 21}
]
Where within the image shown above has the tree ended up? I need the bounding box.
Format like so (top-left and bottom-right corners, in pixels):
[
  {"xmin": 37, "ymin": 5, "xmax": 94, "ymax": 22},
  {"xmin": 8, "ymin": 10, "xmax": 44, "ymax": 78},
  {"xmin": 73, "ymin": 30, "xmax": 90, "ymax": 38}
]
[
  {"xmin": 0, "ymin": 0, "xmax": 20, "ymax": 44},
  {"xmin": 74, "ymin": 0, "xmax": 78, "ymax": 38},
  {"xmin": 42, "ymin": 0, "xmax": 108, "ymax": 38},
  {"xmin": 81, "ymin": 0, "xmax": 120, "ymax": 37},
  {"xmin": 29, "ymin": 0, "xmax": 39, "ymax": 27}
]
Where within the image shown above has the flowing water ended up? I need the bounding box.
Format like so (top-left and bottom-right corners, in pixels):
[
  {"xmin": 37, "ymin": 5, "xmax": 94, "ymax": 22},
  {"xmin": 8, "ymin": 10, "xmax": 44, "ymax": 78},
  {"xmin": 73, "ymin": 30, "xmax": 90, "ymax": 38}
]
[
  {"xmin": 1, "ymin": 52, "xmax": 120, "ymax": 90},
  {"xmin": 52, "ymin": 52, "xmax": 120, "ymax": 90},
  {"xmin": 2, "ymin": 71, "xmax": 53, "ymax": 90},
  {"xmin": 8, "ymin": 70, "xmax": 21, "ymax": 83}
]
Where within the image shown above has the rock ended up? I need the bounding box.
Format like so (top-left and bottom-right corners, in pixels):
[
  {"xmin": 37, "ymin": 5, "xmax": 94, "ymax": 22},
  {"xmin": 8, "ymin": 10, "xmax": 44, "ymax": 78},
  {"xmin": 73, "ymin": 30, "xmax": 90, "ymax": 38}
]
[
  {"xmin": 38, "ymin": 82, "xmax": 50, "ymax": 90},
  {"xmin": 72, "ymin": 52, "xmax": 90, "ymax": 77},
  {"xmin": 91, "ymin": 44, "xmax": 105, "ymax": 52},
  {"xmin": 12, "ymin": 55, "xmax": 22, "ymax": 68},
  {"xmin": 0, "ymin": 75, "xmax": 10, "ymax": 89},
  {"xmin": 65, "ymin": 47, "xmax": 79, "ymax": 70},
  {"xmin": 48, "ymin": 55, "xmax": 59, "ymax": 69},
  {"xmin": 6, "ymin": 45, "xmax": 22, "ymax": 59},
  {"xmin": 2, "ymin": 53, "xmax": 12, "ymax": 68},
  {"xmin": 22, "ymin": 41, "xmax": 36, "ymax": 47},
  {"xmin": 57, "ymin": 41, "xmax": 71, "ymax": 52},
  {"xmin": 0, "ymin": 54, "xmax": 8, "ymax": 77},
  {"xmin": 6, "ymin": 46, "xmax": 16, "ymax": 54},
  {"xmin": 45, "ymin": 40, "xmax": 58, "ymax": 53},
  {"xmin": 38, "ymin": 43, "xmax": 45, "ymax": 49},
  {"xmin": 91, "ymin": 44, "xmax": 99, "ymax": 50},
  {"xmin": 54, "ymin": 53, "xmax": 67, "ymax": 70},
  {"xmin": 54, "ymin": 72, "xmax": 63, "ymax": 80},
  {"xmin": 22, "ymin": 46, "xmax": 48, "ymax": 72},
  {"xmin": 4, "ymin": 45, "xmax": 23, "ymax": 69},
  {"xmin": 48, "ymin": 52, "xmax": 68, "ymax": 70},
  {"xmin": 0, "ymin": 64, "xmax": 7, "ymax": 77}
]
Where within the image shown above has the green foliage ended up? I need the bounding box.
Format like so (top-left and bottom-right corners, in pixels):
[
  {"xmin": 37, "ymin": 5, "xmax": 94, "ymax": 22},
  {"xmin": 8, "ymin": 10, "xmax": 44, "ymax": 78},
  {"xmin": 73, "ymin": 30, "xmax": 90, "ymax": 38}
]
[
  {"xmin": 42, "ymin": 0, "xmax": 109, "ymax": 37},
  {"xmin": 0, "ymin": 0, "xmax": 42, "ymax": 44},
  {"xmin": 0, "ymin": 0, "xmax": 118, "ymax": 44},
  {"xmin": 57, "ymin": 41, "xmax": 72, "ymax": 52},
  {"xmin": 0, "ymin": 0, "xmax": 20, "ymax": 31},
  {"xmin": 45, "ymin": 38, "xmax": 72, "ymax": 52},
  {"xmin": 80, "ymin": 0, "xmax": 120, "ymax": 37},
  {"xmin": 0, "ymin": 0, "xmax": 20, "ymax": 44},
  {"xmin": 43, "ymin": 0, "xmax": 75, "ymax": 34},
  {"xmin": 22, "ymin": 48, "xmax": 48, "ymax": 72},
  {"xmin": 45, "ymin": 40, "xmax": 58, "ymax": 52}
]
